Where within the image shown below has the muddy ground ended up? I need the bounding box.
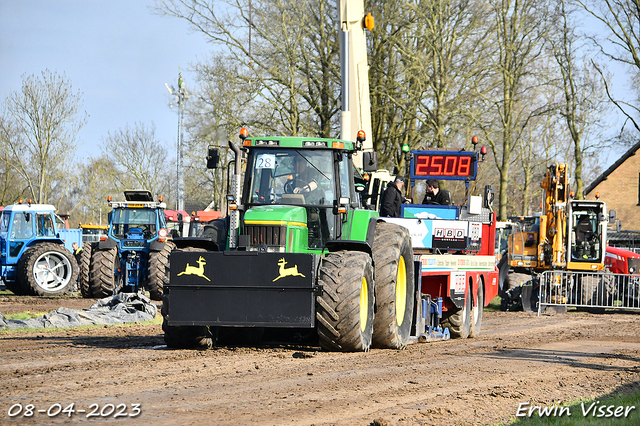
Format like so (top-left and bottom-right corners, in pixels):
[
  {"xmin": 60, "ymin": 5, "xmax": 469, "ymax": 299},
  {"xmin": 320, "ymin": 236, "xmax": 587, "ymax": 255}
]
[{"xmin": 0, "ymin": 295, "xmax": 639, "ymax": 425}]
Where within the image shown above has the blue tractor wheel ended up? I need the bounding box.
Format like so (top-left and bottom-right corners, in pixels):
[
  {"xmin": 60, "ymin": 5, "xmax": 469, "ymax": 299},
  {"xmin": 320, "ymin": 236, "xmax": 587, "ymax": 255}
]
[
  {"xmin": 17, "ymin": 243, "xmax": 78, "ymax": 297},
  {"xmin": 90, "ymin": 246, "xmax": 119, "ymax": 298}
]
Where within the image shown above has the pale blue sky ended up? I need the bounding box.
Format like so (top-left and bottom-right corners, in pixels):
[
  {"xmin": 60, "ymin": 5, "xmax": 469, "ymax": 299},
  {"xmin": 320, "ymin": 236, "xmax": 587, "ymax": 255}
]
[
  {"xmin": 0, "ymin": 0, "xmax": 633, "ymax": 172},
  {"xmin": 0, "ymin": 0, "xmax": 210, "ymax": 161}
]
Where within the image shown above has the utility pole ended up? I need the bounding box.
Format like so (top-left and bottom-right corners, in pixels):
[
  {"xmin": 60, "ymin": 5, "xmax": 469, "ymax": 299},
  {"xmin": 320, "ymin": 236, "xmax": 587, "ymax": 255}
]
[{"xmin": 165, "ymin": 70, "xmax": 189, "ymax": 212}]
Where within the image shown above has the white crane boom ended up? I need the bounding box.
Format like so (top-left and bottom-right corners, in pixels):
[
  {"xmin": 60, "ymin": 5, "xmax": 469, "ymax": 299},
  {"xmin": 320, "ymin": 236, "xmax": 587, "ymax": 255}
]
[{"xmin": 338, "ymin": 0, "xmax": 373, "ymax": 168}]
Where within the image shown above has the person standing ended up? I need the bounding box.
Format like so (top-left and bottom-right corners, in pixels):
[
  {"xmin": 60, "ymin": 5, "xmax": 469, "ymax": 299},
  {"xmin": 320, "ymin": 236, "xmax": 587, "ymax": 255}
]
[
  {"xmin": 72, "ymin": 242, "xmax": 83, "ymax": 263},
  {"xmin": 380, "ymin": 175, "xmax": 406, "ymax": 217},
  {"xmin": 71, "ymin": 242, "xmax": 83, "ymax": 292},
  {"xmin": 422, "ymin": 178, "xmax": 452, "ymax": 205}
]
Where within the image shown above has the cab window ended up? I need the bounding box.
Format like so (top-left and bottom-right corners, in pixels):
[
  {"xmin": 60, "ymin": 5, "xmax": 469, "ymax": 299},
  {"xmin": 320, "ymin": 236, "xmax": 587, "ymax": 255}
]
[
  {"xmin": 36, "ymin": 213, "xmax": 55, "ymax": 237},
  {"xmin": 10, "ymin": 212, "xmax": 34, "ymax": 239}
]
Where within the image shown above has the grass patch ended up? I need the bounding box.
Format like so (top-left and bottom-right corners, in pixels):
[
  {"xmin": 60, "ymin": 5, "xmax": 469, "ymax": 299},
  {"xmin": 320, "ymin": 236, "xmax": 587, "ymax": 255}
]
[
  {"xmin": 3, "ymin": 311, "xmax": 49, "ymax": 320},
  {"xmin": 485, "ymin": 295, "xmax": 502, "ymax": 312},
  {"xmin": 504, "ymin": 388, "xmax": 640, "ymax": 425}
]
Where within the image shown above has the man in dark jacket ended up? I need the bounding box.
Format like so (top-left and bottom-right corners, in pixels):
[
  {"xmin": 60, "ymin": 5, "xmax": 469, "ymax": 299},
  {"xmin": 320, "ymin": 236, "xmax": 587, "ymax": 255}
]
[
  {"xmin": 380, "ymin": 175, "xmax": 406, "ymax": 217},
  {"xmin": 422, "ymin": 178, "xmax": 452, "ymax": 205}
]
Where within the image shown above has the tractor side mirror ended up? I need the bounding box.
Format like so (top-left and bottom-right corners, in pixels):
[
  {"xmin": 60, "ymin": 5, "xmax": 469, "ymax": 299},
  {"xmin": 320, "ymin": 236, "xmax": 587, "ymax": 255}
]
[
  {"xmin": 362, "ymin": 151, "xmax": 377, "ymax": 172},
  {"xmin": 609, "ymin": 209, "xmax": 616, "ymax": 224},
  {"xmin": 207, "ymin": 146, "xmax": 220, "ymax": 169}
]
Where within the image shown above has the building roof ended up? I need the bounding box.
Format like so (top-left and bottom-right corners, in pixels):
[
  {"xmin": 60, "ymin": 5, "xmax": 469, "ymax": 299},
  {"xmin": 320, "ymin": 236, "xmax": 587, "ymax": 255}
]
[{"xmin": 584, "ymin": 140, "xmax": 640, "ymax": 195}]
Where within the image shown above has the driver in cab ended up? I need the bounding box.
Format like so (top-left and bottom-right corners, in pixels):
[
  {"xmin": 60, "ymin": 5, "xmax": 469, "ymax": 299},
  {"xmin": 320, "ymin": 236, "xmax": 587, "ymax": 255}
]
[{"xmin": 285, "ymin": 155, "xmax": 319, "ymax": 194}]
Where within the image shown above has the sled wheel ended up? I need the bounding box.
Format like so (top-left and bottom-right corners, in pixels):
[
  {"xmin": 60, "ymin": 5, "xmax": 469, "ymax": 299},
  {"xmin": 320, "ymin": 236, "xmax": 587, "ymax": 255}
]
[
  {"xmin": 161, "ymin": 295, "xmax": 212, "ymax": 349},
  {"xmin": 469, "ymin": 281, "xmax": 484, "ymax": 338},
  {"xmin": 441, "ymin": 281, "xmax": 471, "ymax": 339},
  {"xmin": 371, "ymin": 221, "xmax": 415, "ymax": 349},
  {"xmin": 17, "ymin": 243, "xmax": 78, "ymax": 296},
  {"xmin": 147, "ymin": 241, "xmax": 175, "ymax": 301},
  {"xmin": 90, "ymin": 246, "xmax": 119, "ymax": 298},
  {"xmin": 316, "ymin": 251, "xmax": 374, "ymax": 352},
  {"xmin": 78, "ymin": 242, "xmax": 93, "ymax": 298}
]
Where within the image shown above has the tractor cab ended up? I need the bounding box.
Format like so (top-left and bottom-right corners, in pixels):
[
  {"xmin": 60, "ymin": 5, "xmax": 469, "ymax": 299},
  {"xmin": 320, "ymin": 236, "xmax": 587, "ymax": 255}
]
[
  {"xmin": 243, "ymin": 147, "xmax": 354, "ymax": 250},
  {"xmin": 566, "ymin": 200, "xmax": 608, "ymax": 268},
  {"xmin": 241, "ymin": 140, "xmax": 363, "ymax": 252},
  {"xmin": 107, "ymin": 190, "xmax": 167, "ymax": 244}
]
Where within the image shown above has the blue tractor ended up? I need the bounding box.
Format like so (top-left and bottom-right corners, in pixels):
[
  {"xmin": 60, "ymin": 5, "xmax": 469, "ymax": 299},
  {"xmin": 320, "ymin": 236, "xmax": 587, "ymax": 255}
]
[
  {"xmin": 0, "ymin": 201, "xmax": 81, "ymax": 296},
  {"xmin": 81, "ymin": 190, "xmax": 175, "ymax": 300}
]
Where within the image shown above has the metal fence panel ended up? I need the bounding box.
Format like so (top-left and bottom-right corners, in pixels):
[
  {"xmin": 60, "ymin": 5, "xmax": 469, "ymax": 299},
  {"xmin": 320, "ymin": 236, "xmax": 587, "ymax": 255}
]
[{"xmin": 538, "ymin": 270, "xmax": 640, "ymax": 315}]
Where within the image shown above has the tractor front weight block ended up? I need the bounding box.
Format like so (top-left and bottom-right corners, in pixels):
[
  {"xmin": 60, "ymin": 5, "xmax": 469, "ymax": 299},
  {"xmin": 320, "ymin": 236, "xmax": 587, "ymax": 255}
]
[{"xmin": 167, "ymin": 251, "xmax": 318, "ymax": 328}]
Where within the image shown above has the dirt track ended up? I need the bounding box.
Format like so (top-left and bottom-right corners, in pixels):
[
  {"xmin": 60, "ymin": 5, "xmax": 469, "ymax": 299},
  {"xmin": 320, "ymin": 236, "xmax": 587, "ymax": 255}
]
[{"xmin": 0, "ymin": 296, "xmax": 639, "ymax": 425}]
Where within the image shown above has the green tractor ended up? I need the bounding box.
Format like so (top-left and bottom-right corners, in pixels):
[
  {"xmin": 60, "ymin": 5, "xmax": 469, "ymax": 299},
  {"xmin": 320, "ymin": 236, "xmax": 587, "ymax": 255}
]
[{"xmin": 162, "ymin": 129, "xmax": 415, "ymax": 351}]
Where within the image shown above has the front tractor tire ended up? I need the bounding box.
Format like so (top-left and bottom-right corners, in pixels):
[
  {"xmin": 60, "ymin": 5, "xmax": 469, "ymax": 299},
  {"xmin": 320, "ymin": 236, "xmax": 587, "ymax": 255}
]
[
  {"xmin": 78, "ymin": 242, "xmax": 94, "ymax": 298},
  {"xmin": 316, "ymin": 251, "xmax": 375, "ymax": 352},
  {"xmin": 90, "ymin": 246, "xmax": 119, "ymax": 298},
  {"xmin": 371, "ymin": 221, "xmax": 415, "ymax": 349},
  {"xmin": 441, "ymin": 282, "xmax": 472, "ymax": 339},
  {"xmin": 17, "ymin": 243, "xmax": 78, "ymax": 297},
  {"xmin": 147, "ymin": 241, "xmax": 175, "ymax": 301}
]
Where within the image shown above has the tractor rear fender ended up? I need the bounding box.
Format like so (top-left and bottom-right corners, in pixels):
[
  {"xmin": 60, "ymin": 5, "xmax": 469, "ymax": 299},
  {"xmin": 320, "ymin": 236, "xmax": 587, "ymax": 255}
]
[
  {"xmin": 23, "ymin": 238, "xmax": 67, "ymax": 253},
  {"xmin": 324, "ymin": 217, "xmax": 377, "ymax": 256},
  {"xmin": 325, "ymin": 240, "xmax": 372, "ymax": 255},
  {"xmin": 149, "ymin": 239, "xmax": 167, "ymax": 252},
  {"xmin": 97, "ymin": 237, "xmax": 117, "ymax": 251}
]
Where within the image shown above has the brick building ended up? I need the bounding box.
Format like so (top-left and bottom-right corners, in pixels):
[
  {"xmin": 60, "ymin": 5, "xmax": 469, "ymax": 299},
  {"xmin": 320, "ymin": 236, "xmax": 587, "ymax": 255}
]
[{"xmin": 584, "ymin": 141, "xmax": 640, "ymax": 231}]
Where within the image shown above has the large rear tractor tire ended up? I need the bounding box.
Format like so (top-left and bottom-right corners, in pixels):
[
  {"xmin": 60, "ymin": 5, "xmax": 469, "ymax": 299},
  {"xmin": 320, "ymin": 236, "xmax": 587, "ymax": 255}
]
[
  {"xmin": 17, "ymin": 243, "xmax": 78, "ymax": 296},
  {"xmin": 90, "ymin": 246, "xmax": 119, "ymax": 298},
  {"xmin": 371, "ymin": 221, "xmax": 415, "ymax": 349},
  {"xmin": 161, "ymin": 295, "xmax": 212, "ymax": 349},
  {"xmin": 316, "ymin": 251, "xmax": 375, "ymax": 352},
  {"xmin": 441, "ymin": 283, "xmax": 471, "ymax": 339},
  {"xmin": 78, "ymin": 242, "xmax": 94, "ymax": 298},
  {"xmin": 469, "ymin": 281, "xmax": 484, "ymax": 338},
  {"xmin": 147, "ymin": 241, "xmax": 175, "ymax": 301}
]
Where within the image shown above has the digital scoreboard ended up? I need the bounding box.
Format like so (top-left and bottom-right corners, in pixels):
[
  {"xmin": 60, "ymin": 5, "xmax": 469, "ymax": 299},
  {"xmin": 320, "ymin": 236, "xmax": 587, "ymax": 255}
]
[{"xmin": 410, "ymin": 150, "xmax": 478, "ymax": 180}]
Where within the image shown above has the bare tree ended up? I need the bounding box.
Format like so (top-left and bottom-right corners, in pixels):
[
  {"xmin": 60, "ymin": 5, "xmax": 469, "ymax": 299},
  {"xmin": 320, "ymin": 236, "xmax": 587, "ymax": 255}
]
[
  {"xmin": 367, "ymin": 0, "xmax": 495, "ymax": 174},
  {"xmin": 0, "ymin": 70, "xmax": 86, "ymax": 203},
  {"xmin": 576, "ymin": 0, "xmax": 640, "ymax": 134},
  {"xmin": 408, "ymin": 0, "xmax": 494, "ymax": 149},
  {"xmin": 154, "ymin": 0, "xmax": 341, "ymax": 138},
  {"xmin": 101, "ymin": 122, "xmax": 172, "ymax": 198},
  {"xmin": 551, "ymin": 0, "xmax": 612, "ymax": 199},
  {"xmin": 69, "ymin": 156, "xmax": 120, "ymax": 224},
  {"xmin": 474, "ymin": 0, "xmax": 551, "ymax": 220}
]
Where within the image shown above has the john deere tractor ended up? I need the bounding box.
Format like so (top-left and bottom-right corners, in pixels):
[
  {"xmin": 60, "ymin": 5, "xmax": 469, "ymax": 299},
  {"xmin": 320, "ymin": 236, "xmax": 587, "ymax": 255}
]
[
  {"xmin": 162, "ymin": 130, "xmax": 415, "ymax": 351},
  {"xmin": 80, "ymin": 190, "xmax": 175, "ymax": 300}
]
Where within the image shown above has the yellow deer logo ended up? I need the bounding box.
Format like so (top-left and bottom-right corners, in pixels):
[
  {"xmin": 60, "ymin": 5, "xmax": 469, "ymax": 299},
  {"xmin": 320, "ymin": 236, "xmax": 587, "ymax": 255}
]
[
  {"xmin": 177, "ymin": 256, "xmax": 211, "ymax": 281},
  {"xmin": 273, "ymin": 257, "xmax": 306, "ymax": 282}
]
